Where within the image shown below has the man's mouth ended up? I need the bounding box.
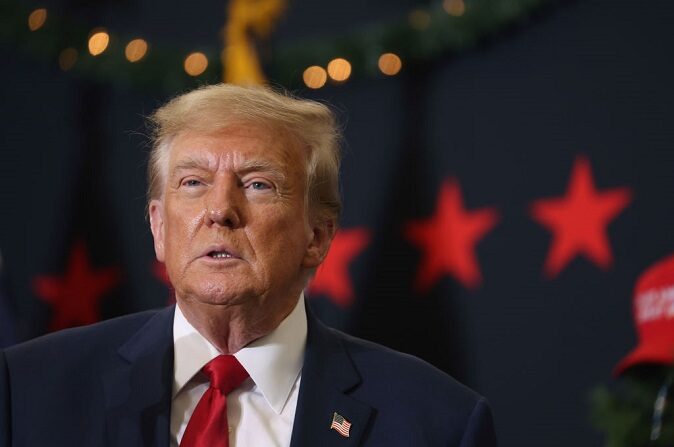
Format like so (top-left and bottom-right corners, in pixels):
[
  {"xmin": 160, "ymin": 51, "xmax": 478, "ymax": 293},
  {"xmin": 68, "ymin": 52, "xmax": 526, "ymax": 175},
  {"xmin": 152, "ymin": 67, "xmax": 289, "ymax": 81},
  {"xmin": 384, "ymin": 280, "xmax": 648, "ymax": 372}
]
[{"xmin": 209, "ymin": 250, "xmax": 235, "ymax": 259}]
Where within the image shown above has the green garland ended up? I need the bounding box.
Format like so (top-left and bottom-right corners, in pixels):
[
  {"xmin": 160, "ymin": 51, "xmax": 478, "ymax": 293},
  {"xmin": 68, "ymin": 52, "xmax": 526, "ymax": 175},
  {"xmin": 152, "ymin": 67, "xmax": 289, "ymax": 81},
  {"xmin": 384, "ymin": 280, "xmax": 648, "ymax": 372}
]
[
  {"xmin": 271, "ymin": 0, "xmax": 553, "ymax": 84},
  {"xmin": 0, "ymin": 0, "xmax": 553, "ymax": 91},
  {"xmin": 590, "ymin": 367, "xmax": 674, "ymax": 447}
]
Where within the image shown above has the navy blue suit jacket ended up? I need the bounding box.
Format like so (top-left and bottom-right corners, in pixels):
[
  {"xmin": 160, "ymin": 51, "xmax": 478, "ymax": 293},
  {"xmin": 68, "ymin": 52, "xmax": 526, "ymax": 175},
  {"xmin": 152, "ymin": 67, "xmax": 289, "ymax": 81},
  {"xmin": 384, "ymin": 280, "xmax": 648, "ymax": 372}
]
[{"xmin": 0, "ymin": 305, "xmax": 496, "ymax": 446}]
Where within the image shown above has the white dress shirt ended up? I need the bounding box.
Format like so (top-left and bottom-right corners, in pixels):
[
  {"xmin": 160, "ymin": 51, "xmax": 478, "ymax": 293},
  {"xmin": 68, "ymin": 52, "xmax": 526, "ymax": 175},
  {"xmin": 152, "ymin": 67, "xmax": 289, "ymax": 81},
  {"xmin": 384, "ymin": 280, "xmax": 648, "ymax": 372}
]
[{"xmin": 170, "ymin": 295, "xmax": 307, "ymax": 447}]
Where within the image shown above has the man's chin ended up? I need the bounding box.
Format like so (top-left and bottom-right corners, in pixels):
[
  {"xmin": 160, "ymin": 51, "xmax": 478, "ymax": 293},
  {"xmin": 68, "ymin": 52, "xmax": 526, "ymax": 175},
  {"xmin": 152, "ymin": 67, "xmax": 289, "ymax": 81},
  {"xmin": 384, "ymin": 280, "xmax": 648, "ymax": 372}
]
[{"xmin": 176, "ymin": 286, "xmax": 255, "ymax": 308}]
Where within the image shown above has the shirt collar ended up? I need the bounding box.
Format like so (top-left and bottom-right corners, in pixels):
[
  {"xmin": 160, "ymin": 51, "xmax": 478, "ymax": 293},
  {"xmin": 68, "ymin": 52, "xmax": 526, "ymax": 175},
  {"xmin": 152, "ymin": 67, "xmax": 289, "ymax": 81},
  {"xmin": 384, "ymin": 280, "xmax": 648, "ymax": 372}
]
[{"xmin": 172, "ymin": 294, "xmax": 307, "ymax": 414}]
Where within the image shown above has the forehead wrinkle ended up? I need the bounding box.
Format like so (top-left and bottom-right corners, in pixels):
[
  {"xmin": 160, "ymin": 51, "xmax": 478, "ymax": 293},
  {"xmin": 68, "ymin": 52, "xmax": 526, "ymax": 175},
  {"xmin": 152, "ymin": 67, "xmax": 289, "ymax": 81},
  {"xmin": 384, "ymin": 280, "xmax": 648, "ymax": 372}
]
[{"xmin": 168, "ymin": 127, "xmax": 303, "ymax": 186}]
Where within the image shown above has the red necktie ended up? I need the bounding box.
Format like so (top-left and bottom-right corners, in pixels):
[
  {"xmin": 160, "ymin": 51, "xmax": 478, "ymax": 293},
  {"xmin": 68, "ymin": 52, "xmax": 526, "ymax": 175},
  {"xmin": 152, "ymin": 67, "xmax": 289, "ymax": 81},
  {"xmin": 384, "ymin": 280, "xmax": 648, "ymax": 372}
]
[{"xmin": 180, "ymin": 355, "xmax": 249, "ymax": 447}]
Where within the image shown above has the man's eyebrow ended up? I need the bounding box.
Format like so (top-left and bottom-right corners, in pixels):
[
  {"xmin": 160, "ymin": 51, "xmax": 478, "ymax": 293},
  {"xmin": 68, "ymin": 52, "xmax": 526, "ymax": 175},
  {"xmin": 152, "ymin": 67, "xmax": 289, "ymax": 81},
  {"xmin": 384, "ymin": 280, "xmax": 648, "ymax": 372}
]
[
  {"xmin": 170, "ymin": 157, "xmax": 288, "ymax": 181},
  {"xmin": 236, "ymin": 159, "xmax": 287, "ymax": 181},
  {"xmin": 170, "ymin": 158, "xmax": 212, "ymax": 177}
]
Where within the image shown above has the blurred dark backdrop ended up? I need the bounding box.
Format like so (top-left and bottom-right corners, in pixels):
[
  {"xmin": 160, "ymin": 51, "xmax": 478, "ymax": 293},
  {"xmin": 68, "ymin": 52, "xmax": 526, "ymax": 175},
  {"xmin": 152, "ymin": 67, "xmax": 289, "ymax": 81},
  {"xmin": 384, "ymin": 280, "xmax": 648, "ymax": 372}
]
[{"xmin": 3, "ymin": 0, "xmax": 674, "ymax": 445}]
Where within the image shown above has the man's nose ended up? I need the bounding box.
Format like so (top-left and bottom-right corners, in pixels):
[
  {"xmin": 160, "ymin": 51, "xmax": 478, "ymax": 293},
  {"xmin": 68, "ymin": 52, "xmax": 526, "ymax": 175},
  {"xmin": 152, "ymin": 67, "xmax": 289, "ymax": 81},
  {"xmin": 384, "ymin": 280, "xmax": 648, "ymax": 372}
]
[{"xmin": 204, "ymin": 176, "xmax": 243, "ymax": 228}]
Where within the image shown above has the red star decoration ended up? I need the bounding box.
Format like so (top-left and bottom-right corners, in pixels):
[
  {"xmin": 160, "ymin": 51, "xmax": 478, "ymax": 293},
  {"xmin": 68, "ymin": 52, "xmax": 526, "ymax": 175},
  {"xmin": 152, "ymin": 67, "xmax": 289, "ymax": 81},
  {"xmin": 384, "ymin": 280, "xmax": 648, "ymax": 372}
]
[
  {"xmin": 307, "ymin": 228, "xmax": 370, "ymax": 308},
  {"xmin": 33, "ymin": 241, "xmax": 120, "ymax": 331},
  {"xmin": 530, "ymin": 155, "xmax": 632, "ymax": 278},
  {"xmin": 405, "ymin": 179, "xmax": 499, "ymax": 292}
]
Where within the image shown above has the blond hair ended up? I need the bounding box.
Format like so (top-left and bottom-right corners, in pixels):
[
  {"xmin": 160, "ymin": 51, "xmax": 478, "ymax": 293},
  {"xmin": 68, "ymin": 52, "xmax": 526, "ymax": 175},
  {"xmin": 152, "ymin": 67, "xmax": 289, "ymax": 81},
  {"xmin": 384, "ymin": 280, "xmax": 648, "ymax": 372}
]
[{"xmin": 147, "ymin": 84, "xmax": 342, "ymax": 222}]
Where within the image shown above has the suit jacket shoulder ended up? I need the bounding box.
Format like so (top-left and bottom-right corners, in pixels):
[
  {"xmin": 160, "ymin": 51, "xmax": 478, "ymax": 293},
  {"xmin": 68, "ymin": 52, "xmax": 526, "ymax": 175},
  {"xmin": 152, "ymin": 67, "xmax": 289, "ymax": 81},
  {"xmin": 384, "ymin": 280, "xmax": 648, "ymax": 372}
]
[
  {"xmin": 1, "ymin": 307, "xmax": 174, "ymax": 447},
  {"xmin": 4, "ymin": 309, "xmax": 160, "ymax": 372},
  {"xmin": 291, "ymin": 310, "xmax": 497, "ymax": 447}
]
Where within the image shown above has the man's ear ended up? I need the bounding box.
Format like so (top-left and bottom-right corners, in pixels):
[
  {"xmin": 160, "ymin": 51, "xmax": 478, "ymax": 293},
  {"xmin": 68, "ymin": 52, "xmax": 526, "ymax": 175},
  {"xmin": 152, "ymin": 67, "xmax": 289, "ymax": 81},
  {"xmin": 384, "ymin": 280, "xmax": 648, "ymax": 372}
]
[
  {"xmin": 148, "ymin": 199, "xmax": 166, "ymax": 262},
  {"xmin": 302, "ymin": 218, "xmax": 337, "ymax": 269}
]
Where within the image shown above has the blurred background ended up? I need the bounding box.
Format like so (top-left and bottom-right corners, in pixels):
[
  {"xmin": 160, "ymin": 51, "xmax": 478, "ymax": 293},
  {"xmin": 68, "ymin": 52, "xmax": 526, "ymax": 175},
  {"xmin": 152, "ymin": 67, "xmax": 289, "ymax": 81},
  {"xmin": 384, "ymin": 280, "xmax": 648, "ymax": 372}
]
[{"xmin": 3, "ymin": 0, "xmax": 674, "ymax": 445}]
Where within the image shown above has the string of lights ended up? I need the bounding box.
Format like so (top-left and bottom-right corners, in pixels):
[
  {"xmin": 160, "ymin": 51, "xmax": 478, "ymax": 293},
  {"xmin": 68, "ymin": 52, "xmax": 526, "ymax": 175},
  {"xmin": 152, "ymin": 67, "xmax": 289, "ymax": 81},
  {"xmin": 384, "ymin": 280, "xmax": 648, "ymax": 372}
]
[{"xmin": 1, "ymin": 0, "xmax": 552, "ymax": 91}]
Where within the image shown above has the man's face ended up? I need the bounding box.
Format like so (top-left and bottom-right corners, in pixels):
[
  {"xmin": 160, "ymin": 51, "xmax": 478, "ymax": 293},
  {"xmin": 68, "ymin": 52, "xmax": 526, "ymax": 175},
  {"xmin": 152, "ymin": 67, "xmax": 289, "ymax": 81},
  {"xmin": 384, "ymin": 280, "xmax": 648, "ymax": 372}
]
[{"xmin": 149, "ymin": 123, "xmax": 330, "ymax": 319}]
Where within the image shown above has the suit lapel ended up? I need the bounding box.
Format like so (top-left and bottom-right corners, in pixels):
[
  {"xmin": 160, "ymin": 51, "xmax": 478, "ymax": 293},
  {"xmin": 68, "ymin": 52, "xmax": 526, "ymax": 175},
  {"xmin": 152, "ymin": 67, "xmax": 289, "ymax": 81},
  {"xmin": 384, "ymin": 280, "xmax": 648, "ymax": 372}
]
[
  {"xmin": 102, "ymin": 306, "xmax": 175, "ymax": 447},
  {"xmin": 290, "ymin": 307, "xmax": 373, "ymax": 447}
]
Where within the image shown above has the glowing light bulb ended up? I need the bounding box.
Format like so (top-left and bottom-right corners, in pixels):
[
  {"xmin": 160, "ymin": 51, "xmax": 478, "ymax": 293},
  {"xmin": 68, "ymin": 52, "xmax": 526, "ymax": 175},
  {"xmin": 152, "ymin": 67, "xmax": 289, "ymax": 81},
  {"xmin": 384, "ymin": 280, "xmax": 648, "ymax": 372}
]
[
  {"xmin": 28, "ymin": 8, "xmax": 47, "ymax": 31},
  {"xmin": 125, "ymin": 39, "xmax": 148, "ymax": 62},
  {"xmin": 58, "ymin": 48, "xmax": 78, "ymax": 71},
  {"xmin": 443, "ymin": 0, "xmax": 466, "ymax": 17},
  {"xmin": 378, "ymin": 53, "xmax": 402, "ymax": 76},
  {"xmin": 303, "ymin": 66, "xmax": 327, "ymax": 89},
  {"xmin": 88, "ymin": 30, "xmax": 110, "ymax": 56},
  {"xmin": 184, "ymin": 52, "xmax": 208, "ymax": 76},
  {"xmin": 327, "ymin": 58, "xmax": 352, "ymax": 82}
]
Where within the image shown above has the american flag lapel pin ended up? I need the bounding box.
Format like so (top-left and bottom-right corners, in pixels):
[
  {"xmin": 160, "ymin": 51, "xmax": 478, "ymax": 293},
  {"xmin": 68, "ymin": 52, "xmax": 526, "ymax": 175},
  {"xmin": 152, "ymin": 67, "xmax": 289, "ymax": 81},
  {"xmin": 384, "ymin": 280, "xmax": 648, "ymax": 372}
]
[{"xmin": 330, "ymin": 412, "xmax": 352, "ymax": 438}]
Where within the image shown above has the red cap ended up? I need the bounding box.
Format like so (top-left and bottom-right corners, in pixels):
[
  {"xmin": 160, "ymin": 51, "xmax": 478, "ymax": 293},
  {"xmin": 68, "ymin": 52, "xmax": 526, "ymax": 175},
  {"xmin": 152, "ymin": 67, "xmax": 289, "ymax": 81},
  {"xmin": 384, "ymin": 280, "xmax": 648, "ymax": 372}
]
[{"xmin": 615, "ymin": 254, "xmax": 674, "ymax": 376}]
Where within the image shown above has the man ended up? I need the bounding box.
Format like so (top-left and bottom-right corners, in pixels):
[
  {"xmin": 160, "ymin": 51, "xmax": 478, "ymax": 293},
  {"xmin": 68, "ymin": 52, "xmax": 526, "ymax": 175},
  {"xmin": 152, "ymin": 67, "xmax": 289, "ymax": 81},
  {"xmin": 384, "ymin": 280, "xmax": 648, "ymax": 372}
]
[{"xmin": 0, "ymin": 84, "xmax": 497, "ymax": 446}]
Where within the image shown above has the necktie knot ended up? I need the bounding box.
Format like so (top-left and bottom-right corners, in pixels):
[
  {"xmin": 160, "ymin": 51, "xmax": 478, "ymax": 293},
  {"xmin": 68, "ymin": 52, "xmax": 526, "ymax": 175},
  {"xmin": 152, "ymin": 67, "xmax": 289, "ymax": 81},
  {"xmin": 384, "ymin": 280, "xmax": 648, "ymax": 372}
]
[{"xmin": 202, "ymin": 355, "xmax": 248, "ymax": 394}]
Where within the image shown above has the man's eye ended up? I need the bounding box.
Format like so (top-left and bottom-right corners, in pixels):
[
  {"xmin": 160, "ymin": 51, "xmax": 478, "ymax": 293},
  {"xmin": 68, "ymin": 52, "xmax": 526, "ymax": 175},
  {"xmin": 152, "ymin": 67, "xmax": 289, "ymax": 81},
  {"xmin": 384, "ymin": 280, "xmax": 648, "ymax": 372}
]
[
  {"xmin": 249, "ymin": 181, "xmax": 270, "ymax": 190},
  {"xmin": 182, "ymin": 179, "xmax": 202, "ymax": 187}
]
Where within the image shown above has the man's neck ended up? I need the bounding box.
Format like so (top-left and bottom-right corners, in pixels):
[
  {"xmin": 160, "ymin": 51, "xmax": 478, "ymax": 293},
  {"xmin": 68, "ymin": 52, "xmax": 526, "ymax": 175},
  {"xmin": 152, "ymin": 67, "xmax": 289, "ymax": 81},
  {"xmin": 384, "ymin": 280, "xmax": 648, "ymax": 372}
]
[{"xmin": 176, "ymin": 297, "xmax": 299, "ymax": 354}]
